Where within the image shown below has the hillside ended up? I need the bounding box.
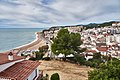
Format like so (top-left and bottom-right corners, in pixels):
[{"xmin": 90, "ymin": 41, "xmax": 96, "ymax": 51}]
[
  {"xmin": 83, "ymin": 21, "xmax": 119, "ymax": 29},
  {"xmin": 50, "ymin": 21, "xmax": 120, "ymax": 30},
  {"xmin": 39, "ymin": 60, "xmax": 93, "ymax": 80}
]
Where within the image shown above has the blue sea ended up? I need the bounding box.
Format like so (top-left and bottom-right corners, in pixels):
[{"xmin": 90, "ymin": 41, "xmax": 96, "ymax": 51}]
[{"xmin": 0, "ymin": 28, "xmax": 45, "ymax": 52}]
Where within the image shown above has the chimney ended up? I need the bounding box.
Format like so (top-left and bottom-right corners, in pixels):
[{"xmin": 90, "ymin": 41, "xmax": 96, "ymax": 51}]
[{"xmin": 8, "ymin": 52, "xmax": 13, "ymax": 60}]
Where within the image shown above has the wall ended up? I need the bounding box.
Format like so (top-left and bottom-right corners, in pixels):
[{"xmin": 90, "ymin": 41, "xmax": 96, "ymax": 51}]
[
  {"xmin": 27, "ymin": 69, "xmax": 36, "ymax": 80},
  {"xmin": 0, "ymin": 59, "xmax": 24, "ymax": 72},
  {"xmin": 27, "ymin": 67, "xmax": 40, "ymax": 80}
]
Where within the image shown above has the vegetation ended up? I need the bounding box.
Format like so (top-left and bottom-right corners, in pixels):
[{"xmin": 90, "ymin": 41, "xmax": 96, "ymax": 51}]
[
  {"xmin": 88, "ymin": 53, "xmax": 120, "ymax": 80},
  {"xmin": 29, "ymin": 45, "xmax": 49, "ymax": 60},
  {"xmin": 83, "ymin": 52, "xmax": 107, "ymax": 68},
  {"xmin": 51, "ymin": 73, "xmax": 60, "ymax": 80},
  {"xmin": 71, "ymin": 52, "xmax": 103, "ymax": 67},
  {"xmin": 74, "ymin": 54, "xmax": 86, "ymax": 65},
  {"xmin": 43, "ymin": 57, "xmax": 51, "ymax": 61},
  {"xmin": 51, "ymin": 29, "xmax": 83, "ymax": 60},
  {"xmin": 39, "ymin": 45, "xmax": 49, "ymax": 52},
  {"xmin": 88, "ymin": 59, "xmax": 120, "ymax": 80},
  {"xmin": 29, "ymin": 51, "xmax": 44, "ymax": 61},
  {"xmin": 93, "ymin": 52, "xmax": 101, "ymax": 60},
  {"xmin": 84, "ymin": 21, "xmax": 117, "ymax": 29},
  {"xmin": 71, "ymin": 52, "xmax": 111, "ymax": 68},
  {"xmin": 40, "ymin": 74, "xmax": 49, "ymax": 80}
]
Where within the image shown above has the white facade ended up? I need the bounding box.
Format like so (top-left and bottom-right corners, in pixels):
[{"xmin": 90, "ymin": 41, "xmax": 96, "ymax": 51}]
[
  {"xmin": 27, "ymin": 67, "xmax": 40, "ymax": 80},
  {"xmin": 114, "ymin": 35, "xmax": 120, "ymax": 43},
  {"xmin": 100, "ymin": 52, "xmax": 107, "ymax": 56},
  {"xmin": 8, "ymin": 55, "xmax": 13, "ymax": 61},
  {"xmin": 85, "ymin": 56, "xmax": 93, "ymax": 61},
  {"xmin": 106, "ymin": 35, "xmax": 115, "ymax": 44},
  {"xmin": 106, "ymin": 34, "xmax": 120, "ymax": 43}
]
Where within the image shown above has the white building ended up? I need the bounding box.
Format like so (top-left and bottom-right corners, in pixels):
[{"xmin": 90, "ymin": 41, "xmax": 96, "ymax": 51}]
[
  {"xmin": 106, "ymin": 35, "xmax": 115, "ymax": 44},
  {"xmin": 114, "ymin": 34, "xmax": 120, "ymax": 43},
  {"xmin": 112, "ymin": 22, "xmax": 120, "ymax": 27}
]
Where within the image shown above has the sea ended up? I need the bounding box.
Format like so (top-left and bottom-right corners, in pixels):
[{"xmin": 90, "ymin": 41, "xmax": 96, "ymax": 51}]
[{"xmin": 0, "ymin": 28, "xmax": 45, "ymax": 53}]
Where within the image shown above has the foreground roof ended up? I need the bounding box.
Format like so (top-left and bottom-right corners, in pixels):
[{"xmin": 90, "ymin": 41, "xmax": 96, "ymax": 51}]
[
  {"xmin": 0, "ymin": 54, "xmax": 24, "ymax": 65},
  {"xmin": 0, "ymin": 60, "xmax": 40, "ymax": 80}
]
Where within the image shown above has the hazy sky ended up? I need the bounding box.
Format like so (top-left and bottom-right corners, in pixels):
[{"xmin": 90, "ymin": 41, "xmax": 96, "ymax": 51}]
[{"xmin": 0, "ymin": 0, "xmax": 120, "ymax": 28}]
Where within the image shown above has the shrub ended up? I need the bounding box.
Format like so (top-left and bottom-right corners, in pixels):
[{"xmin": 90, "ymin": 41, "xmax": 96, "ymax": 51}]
[
  {"xmin": 29, "ymin": 57, "xmax": 36, "ymax": 61},
  {"xmin": 40, "ymin": 74, "xmax": 49, "ymax": 80},
  {"xmin": 88, "ymin": 59, "xmax": 120, "ymax": 80},
  {"xmin": 93, "ymin": 52, "xmax": 101, "ymax": 60},
  {"xmin": 36, "ymin": 52, "xmax": 44, "ymax": 60},
  {"xmin": 50, "ymin": 73, "xmax": 60, "ymax": 80},
  {"xmin": 43, "ymin": 57, "xmax": 51, "ymax": 61},
  {"xmin": 74, "ymin": 54, "xmax": 86, "ymax": 65}
]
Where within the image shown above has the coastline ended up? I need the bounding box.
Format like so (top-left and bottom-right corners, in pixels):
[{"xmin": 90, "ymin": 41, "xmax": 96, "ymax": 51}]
[{"xmin": 2, "ymin": 32, "xmax": 47, "ymax": 54}]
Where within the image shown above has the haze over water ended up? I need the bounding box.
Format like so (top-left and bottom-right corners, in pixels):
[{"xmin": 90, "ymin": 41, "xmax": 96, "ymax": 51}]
[{"xmin": 0, "ymin": 28, "xmax": 44, "ymax": 52}]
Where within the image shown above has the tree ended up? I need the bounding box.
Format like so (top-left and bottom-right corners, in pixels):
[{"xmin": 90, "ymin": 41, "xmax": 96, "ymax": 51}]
[
  {"xmin": 29, "ymin": 45, "xmax": 48, "ymax": 61},
  {"xmin": 88, "ymin": 59, "xmax": 120, "ymax": 80},
  {"xmin": 35, "ymin": 51, "xmax": 44, "ymax": 60},
  {"xmin": 74, "ymin": 54, "xmax": 86, "ymax": 65},
  {"xmin": 51, "ymin": 73, "xmax": 60, "ymax": 80},
  {"xmin": 39, "ymin": 45, "xmax": 49, "ymax": 53},
  {"xmin": 87, "ymin": 52, "xmax": 102, "ymax": 68},
  {"xmin": 51, "ymin": 29, "xmax": 82, "ymax": 60},
  {"xmin": 93, "ymin": 52, "xmax": 101, "ymax": 60}
]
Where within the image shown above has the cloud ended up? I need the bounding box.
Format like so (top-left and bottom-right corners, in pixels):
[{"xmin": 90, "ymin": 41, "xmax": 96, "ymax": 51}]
[{"xmin": 0, "ymin": 0, "xmax": 120, "ymax": 28}]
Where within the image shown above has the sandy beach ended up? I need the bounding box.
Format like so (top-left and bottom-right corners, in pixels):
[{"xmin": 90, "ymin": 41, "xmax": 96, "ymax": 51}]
[
  {"xmin": 3, "ymin": 32, "xmax": 47, "ymax": 54},
  {"xmin": 39, "ymin": 60, "xmax": 93, "ymax": 80}
]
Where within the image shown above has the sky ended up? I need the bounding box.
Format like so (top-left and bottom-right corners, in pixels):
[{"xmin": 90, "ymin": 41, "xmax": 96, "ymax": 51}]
[{"xmin": 0, "ymin": 0, "xmax": 120, "ymax": 28}]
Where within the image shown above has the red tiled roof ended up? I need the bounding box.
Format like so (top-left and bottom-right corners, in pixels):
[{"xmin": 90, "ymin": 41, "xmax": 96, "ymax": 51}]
[
  {"xmin": 97, "ymin": 47, "xmax": 108, "ymax": 52},
  {"xmin": 0, "ymin": 60, "xmax": 40, "ymax": 80},
  {"xmin": 86, "ymin": 50, "xmax": 97, "ymax": 53},
  {"xmin": 0, "ymin": 54, "xmax": 24, "ymax": 65}
]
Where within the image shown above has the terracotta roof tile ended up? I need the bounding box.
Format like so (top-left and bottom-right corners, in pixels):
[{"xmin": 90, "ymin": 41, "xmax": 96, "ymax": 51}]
[
  {"xmin": 97, "ymin": 47, "xmax": 108, "ymax": 52},
  {"xmin": 86, "ymin": 50, "xmax": 97, "ymax": 53},
  {"xmin": 0, "ymin": 60, "xmax": 40, "ymax": 80},
  {"xmin": 0, "ymin": 54, "xmax": 24, "ymax": 65}
]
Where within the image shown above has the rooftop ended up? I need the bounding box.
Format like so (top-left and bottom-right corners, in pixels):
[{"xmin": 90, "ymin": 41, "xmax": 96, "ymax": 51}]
[
  {"xmin": 0, "ymin": 53, "xmax": 24, "ymax": 65},
  {"xmin": 97, "ymin": 47, "xmax": 108, "ymax": 52},
  {"xmin": 85, "ymin": 50, "xmax": 97, "ymax": 53},
  {"xmin": 0, "ymin": 60, "xmax": 40, "ymax": 80}
]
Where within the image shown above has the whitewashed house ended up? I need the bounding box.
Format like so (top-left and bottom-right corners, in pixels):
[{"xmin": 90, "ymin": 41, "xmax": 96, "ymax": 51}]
[{"xmin": 0, "ymin": 52, "xmax": 42, "ymax": 80}]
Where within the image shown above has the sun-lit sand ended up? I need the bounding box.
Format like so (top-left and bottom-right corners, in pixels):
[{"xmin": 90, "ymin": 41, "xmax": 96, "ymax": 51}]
[{"xmin": 39, "ymin": 60, "xmax": 93, "ymax": 80}]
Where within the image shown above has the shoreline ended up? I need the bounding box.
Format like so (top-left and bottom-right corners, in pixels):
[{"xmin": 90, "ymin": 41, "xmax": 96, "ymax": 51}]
[{"xmin": 2, "ymin": 32, "xmax": 47, "ymax": 54}]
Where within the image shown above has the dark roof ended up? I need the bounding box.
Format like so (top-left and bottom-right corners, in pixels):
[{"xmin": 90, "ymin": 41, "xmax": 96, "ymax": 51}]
[
  {"xmin": 0, "ymin": 54, "xmax": 24, "ymax": 65},
  {"xmin": 0, "ymin": 60, "xmax": 40, "ymax": 80}
]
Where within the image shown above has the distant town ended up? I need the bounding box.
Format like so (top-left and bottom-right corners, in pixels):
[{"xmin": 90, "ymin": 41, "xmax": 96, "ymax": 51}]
[{"xmin": 43, "ymin": 21, "xmax": 120, "ymax": 60}]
